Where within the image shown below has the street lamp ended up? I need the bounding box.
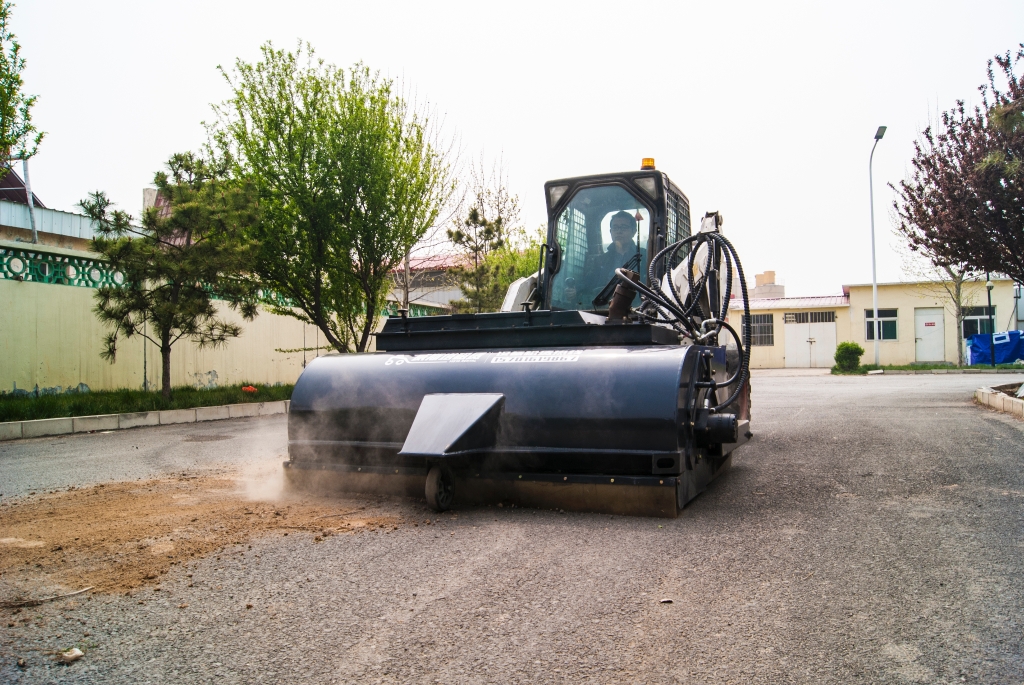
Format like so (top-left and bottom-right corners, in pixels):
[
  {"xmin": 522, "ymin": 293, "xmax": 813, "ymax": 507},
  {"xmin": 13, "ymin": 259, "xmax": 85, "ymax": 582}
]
[
  {"xmin": 869, "ymin": 125, "xmax": 886, "ymax": 365},
  {"xmin": 986, "ymin": 273, "xmax": 995, "ymax": 368}
]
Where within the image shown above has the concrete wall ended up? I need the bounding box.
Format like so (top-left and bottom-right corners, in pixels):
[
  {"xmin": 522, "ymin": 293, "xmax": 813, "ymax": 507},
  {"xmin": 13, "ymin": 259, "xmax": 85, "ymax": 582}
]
[
  {"xmin": 0, "ymin": 225, "xmax": 92, "ymax": 252},
  {"xmin": 0, "ymin": 277, "xmax": 327, "ymax": 393},
  {"xmin": 844, "ymin": 280, "xmax": 1017, "ymax": 366}
]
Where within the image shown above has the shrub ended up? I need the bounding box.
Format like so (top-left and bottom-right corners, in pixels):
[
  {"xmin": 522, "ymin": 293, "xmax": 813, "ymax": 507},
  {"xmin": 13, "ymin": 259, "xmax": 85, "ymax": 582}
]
[{"xmin": 834, "ymin": 341, "xmax": 865, "ymax": 372}]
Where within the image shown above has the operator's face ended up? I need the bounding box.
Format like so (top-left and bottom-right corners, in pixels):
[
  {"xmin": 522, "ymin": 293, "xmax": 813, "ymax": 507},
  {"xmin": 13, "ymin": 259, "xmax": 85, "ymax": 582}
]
[{"xmin": 610, "ymin": 221, "xmax": 635, "ymax": 249}]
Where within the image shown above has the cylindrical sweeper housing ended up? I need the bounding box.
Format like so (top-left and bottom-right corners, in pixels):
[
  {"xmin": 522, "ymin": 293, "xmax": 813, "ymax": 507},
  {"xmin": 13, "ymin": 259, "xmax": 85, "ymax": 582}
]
[{"xmin": 288, "ymin": 345, "xmax": 707, "ymax": 474}]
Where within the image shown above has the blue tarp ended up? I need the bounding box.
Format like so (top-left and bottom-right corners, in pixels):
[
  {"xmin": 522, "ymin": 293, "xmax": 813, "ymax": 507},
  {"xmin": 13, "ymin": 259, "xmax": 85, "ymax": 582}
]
[{"xmin": 967, "ymin": 330, "xmax": 1024, "ymax": 365}]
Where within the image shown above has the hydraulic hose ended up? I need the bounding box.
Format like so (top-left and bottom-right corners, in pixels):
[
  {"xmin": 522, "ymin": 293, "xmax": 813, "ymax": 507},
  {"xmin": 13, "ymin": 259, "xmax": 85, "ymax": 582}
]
[{"xmin": 624, "ymin": 229, "xmax": 752, "ymax": 413}]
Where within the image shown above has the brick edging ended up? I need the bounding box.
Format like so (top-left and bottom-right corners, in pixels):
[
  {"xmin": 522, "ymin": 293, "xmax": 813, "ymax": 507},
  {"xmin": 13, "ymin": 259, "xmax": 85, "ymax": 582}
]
[
  {"xmin": 975, "ymin": 387, "xmax": 1024, "ymax": 418},
  {"xmin": 0, "ymin": 400, "xmax": 290, "ymax": 441}
]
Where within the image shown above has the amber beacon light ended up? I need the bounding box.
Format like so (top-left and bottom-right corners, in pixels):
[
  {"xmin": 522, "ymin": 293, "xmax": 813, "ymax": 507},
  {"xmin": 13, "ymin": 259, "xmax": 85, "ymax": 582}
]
[{"xmin": 640, "ymin": 158, "xmax": 656, "ymax": 170}]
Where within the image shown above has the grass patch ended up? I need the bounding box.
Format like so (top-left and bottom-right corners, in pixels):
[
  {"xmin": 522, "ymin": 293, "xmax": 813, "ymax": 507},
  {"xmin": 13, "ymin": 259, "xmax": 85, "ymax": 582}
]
[
  {"xmin": 0, "ymin": 383, "xmax": 293, "ymax": 423},
  {"xmin": 831, "ymin": 363, "xmax": 1023, "ymax": 375}
]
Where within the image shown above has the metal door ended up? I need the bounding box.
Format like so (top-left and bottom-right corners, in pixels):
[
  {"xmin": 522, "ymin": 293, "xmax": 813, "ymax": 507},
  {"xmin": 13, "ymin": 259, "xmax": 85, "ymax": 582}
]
[
  {"xmin": 809, "ymin": 321, "xmax": 837, "ymax": 368},
  {"xmin": 914, "ymin": 308, "xmax": 945, "ymax": 362},
  {"xmin": 785, "ymin": 322, "xmax": 811, "ymax": 367}
]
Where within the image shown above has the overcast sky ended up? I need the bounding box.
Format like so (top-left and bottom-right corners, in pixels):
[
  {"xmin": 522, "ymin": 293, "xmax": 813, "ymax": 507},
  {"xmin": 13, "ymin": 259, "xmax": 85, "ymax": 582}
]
[{"xmin": 18, "ymin": 0, "xmax": 1024, "ymax": 296}]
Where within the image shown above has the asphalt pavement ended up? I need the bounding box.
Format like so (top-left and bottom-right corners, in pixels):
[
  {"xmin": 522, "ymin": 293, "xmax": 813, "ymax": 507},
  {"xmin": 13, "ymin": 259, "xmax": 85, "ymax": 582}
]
[
  {"xmin": 2, "ymin": 372, "xmax": 1024, "ymax": 684},
  {"xmin": 0, "ymin": 415, "xmax": 288, "ymax": 500}
]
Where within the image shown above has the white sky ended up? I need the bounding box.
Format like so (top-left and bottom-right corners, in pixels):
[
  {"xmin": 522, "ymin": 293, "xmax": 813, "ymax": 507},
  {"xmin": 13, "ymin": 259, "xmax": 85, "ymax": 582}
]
[{"xmin": 19, "ymin": 0, "xmax": 1024, "ymax": 296}]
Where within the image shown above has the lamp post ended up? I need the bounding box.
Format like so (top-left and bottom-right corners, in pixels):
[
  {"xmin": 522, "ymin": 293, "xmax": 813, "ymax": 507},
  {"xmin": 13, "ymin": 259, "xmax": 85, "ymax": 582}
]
[
  {"xmin": 869, "ymin": 125, "xmax": 886, "ymax": 365},
  {"xmin": 986, "ymin": 273, "xmax": 995, "ymax": 367}
]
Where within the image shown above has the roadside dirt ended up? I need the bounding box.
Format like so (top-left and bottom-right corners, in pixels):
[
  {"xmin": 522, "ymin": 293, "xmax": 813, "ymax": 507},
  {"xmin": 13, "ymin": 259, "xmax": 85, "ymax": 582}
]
[{"xmin": 0, "ymin": 475, "xmax": 404, "ymax": 597}]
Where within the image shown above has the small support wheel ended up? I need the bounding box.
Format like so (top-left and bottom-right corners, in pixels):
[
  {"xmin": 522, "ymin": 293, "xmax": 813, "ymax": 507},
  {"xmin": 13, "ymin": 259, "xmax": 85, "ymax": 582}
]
[{"xmin": 425, "ymin": 464, "xmax": 454, "ymax": 512}]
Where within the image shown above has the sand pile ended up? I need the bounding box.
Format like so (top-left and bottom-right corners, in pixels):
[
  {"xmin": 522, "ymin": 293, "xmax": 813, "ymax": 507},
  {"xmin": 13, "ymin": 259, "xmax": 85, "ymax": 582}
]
[{"xmin": 0, "ymin": 475, "xmax": 403, "ymax": 596}]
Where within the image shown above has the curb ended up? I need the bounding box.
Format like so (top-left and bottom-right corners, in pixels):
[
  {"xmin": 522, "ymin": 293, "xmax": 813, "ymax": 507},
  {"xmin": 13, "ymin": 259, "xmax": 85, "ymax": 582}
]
[
  {"xmin": 975, "ymin": 386, "xmax": 1024, "ymax": 419},
  {"xmin": 0, "ymin": 400, "xmax": 290, "ymax": 442},
  {"xmin": 883, "ymin": 368, "xmax": 1024, "ymax": 375}
]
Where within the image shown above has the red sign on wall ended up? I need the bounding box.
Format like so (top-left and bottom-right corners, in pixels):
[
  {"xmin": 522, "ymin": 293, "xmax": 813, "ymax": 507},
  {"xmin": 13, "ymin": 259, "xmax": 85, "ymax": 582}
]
[{"xmin": 925, "ymin": 322, "xmax": 936, "ymax": 327}]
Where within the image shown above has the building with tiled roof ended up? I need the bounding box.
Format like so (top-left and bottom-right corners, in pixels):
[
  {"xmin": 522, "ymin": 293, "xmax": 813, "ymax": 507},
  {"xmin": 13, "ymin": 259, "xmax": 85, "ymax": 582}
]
[{"xmin": 728, "ymin": 271, "xmax": 1021, "ymax": 368}]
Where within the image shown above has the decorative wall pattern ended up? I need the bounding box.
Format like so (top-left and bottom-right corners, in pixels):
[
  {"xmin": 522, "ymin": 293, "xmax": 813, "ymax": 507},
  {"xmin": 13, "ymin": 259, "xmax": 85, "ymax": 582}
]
[
  {"xmin": 1, "ymin": 243, "xmax": 447, "ymax": 318},
  {"xmin": 0, "ymin": 244, "xmax": 123, "ymax": 287}
]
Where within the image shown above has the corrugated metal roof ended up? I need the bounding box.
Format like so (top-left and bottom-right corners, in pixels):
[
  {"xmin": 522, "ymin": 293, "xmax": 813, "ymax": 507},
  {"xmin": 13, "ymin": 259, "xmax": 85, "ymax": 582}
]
[
  {"xmin": 0, "ymin": 200, "xmax": 98, "ymax": 239},
  {"xmin": 729, "ymin": 295, "xmax": 849, "ymax": 310}
]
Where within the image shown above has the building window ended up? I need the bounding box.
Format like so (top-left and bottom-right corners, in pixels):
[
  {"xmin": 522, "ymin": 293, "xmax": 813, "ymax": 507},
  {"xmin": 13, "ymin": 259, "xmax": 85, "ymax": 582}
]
[
  {"xmin": 865, "ymin": 308, "xmax": 898, "ymax": 340},
  {"xmin": 962, "ymin": 306, "xmax": 995, "ymax": 338},
  {"xmin": 809, "ymin": 311, "xmax": 835, "ymax": 323},
  {"xmin": 745, "ymin": 314, "xmax": 774, "ymax": 346},
  {"xmin": 783, "ymin": 311, "xmax": 835, "ymax": 324}
]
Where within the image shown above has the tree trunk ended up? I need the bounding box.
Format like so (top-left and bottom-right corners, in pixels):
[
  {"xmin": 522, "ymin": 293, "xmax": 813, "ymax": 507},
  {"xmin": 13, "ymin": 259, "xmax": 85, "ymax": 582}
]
[
  {"xmin": 357, "ymin": 296, "xmax": 375, "ymax": 353},
  {"xmin": 161, "ymin": 337, "xmax": 172, "ymax": 400},
  {"xmin": 956, "ymin": 316, "xmax": 965, "ymax": 367},
  {"xmin": 403, "ymin": 249, "xmax": 411, "ymax": 309},
  {"xmin": 314, "ymin": 318, "xmax": 345, "ymax": 353}
]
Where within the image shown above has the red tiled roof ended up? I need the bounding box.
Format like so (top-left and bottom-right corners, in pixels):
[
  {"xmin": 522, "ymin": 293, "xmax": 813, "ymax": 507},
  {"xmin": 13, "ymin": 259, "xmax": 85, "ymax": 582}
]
[
  {"xmin": 395, "ymin": 253, "xmax": 464, "ymax": 272},
  {"xmin": 0, "ymin": 167, "xmax": 45, "ymax": 208}
]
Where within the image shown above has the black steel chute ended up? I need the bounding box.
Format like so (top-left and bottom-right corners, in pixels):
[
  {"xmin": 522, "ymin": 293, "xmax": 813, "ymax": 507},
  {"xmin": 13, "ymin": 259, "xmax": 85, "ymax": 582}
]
[{"xmin": 399, "ymin": 393, "xmax": 505, "ymax": 458}]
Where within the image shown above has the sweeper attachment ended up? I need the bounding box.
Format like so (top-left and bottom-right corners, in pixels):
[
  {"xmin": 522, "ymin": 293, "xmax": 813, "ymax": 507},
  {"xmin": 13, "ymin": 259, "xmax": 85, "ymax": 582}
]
[{"xmin": 285, "ymin": 163, "xmax": 753, "ymax": 517}]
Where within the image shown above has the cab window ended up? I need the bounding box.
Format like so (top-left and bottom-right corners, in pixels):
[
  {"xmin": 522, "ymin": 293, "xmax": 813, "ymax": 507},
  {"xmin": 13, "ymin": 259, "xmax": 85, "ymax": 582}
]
[{"xmin": 550, "ymin": 185, "xmax": 651, "ymax": 311}]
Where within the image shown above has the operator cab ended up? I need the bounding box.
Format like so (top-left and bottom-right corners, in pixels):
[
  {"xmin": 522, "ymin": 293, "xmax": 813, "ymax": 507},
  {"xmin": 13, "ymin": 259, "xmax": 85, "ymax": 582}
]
[
  {"xmin": 541, "ymin": 161, "xmax": 691, "ymax": 312},
  {"xmin": 377, "ymin": 160, "xmax": 698, "ymax": 352}
]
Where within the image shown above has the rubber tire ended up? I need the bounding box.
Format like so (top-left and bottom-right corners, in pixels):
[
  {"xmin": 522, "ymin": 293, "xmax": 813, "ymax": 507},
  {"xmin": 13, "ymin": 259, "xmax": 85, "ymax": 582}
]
[{"xmin": 425, "ymin": 465, "xmax": 454, "ymax": 512}]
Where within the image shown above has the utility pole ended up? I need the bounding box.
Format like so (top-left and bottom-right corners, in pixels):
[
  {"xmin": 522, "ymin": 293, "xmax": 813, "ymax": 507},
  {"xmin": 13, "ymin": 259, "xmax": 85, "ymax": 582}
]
[
  {"xmin": 22, "ymin": 157, "xmax": 37, "ymax": 244},
  {"xmin": 986, "ymin": 273, "xmax": 996, "ymax": 367},
  {"xmin": 869, "ymin": 125, "xmax": 886, "ymax": 365}
]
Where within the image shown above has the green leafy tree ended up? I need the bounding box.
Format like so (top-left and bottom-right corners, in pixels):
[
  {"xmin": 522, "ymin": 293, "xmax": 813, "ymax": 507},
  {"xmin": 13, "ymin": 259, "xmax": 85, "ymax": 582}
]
[
  {"xmin": 449, "ymin": 224, "xmax": 542, "ymax": 314},
  {"xmin": 80, "ymin": 153, "xmax": 258, "ymax": 399},
  {"xmin": 448, "ymin": 205, "xmax": 507, "ymax": 312},
  {"xmin": 212, "ymin": 43, "xmax": 455, "ymax": 352},
  {"xmin": 447, "ymin": 163, "xmax": 528, "ymax": 313},
  {"xmin": 0, "ymin": 2, "xmax": 41, "ymax": 160},
  {"xmin": 477, "ymin": 225, "xmax": 544, "ymax": 311},
  {"xmin": 892, "ymin": 45, "xmax": 1024, "ymax": 284}
]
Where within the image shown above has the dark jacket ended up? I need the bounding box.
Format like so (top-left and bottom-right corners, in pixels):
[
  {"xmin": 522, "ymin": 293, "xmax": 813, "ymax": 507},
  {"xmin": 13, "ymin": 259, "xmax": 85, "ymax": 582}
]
[{"xmin": 582, "ymin": 242, "xmax": 646, "ymax": 299}]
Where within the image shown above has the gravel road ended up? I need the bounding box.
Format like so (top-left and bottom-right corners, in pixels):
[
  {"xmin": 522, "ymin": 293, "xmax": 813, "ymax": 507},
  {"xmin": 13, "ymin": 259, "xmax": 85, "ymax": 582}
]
[{"xmin": 2, "ymin": 372, "xmax": 1023, "ymax": 683}]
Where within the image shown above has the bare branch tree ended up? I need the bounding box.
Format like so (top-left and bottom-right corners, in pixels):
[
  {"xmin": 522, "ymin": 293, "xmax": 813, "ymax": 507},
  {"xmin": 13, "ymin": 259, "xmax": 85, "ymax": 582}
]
[
  {"xmin": 893, "ymin": 235, "xmax": 983, "ymax": 366},
  {"xmin": 390, "ymin": 96, "xmax": 464, "ymax": 312}
]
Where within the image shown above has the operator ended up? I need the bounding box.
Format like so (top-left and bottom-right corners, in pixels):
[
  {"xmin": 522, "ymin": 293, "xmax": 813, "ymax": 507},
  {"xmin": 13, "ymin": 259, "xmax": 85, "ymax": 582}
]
[{"xmin": 582, "ymin": 210, "xmax": 646, "ymax": 302}]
